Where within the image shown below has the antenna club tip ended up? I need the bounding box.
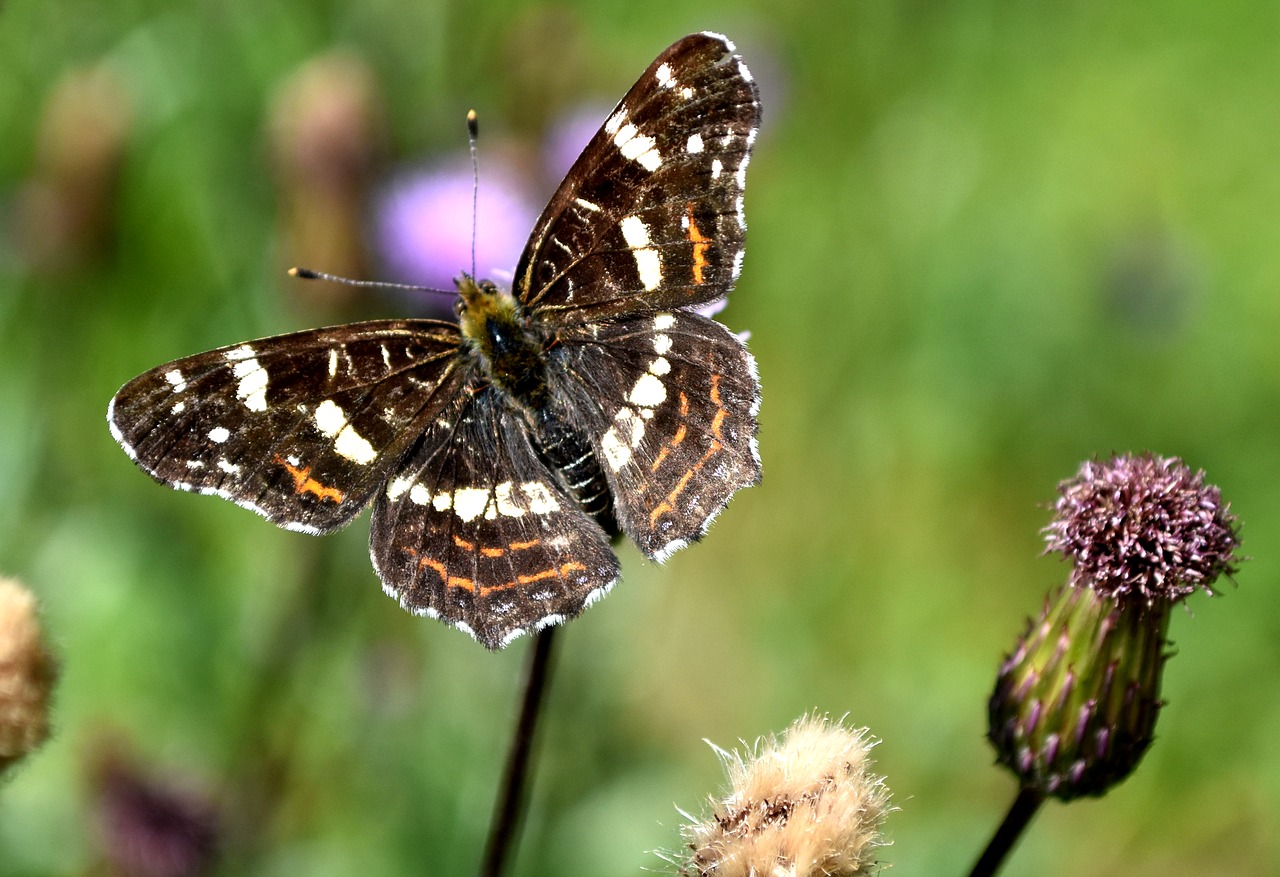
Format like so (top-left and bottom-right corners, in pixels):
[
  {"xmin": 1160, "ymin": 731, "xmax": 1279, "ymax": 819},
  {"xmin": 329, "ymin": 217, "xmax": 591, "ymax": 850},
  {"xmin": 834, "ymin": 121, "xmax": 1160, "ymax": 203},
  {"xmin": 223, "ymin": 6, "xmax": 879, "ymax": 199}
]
[
  {"xmin": 289, "ymin": 267, "xmax": 320, "ymax": 279},
  {"xmin": 287, "ymin": 266, "xmax": 300, "ymax": 276},
  {"xmin": 467, "ymin": 109, "xmax": 478, "ymax": 135}
]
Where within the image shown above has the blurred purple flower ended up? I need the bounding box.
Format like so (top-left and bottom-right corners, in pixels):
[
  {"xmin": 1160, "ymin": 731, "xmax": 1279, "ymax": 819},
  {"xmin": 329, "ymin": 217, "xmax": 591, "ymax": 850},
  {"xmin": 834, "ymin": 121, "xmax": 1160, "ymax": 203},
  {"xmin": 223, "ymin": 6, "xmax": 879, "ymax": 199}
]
[
  {"xmin": 542, "ymin": 102, "xmax": 613, "ymax": 184},
  {"xmin": 94, "ymin": 756, "xmax": 219, "ymax": 877},
  {"xmin": 374, "ymin": 157, "xmax": 540, "ymax": 295}
]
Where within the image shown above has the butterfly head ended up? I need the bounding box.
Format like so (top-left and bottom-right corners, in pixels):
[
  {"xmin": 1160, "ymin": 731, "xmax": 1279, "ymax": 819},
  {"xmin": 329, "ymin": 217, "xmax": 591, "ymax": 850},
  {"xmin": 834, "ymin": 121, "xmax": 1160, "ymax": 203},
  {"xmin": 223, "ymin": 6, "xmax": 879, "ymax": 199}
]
[
  {"xmin": 455, "ymin": 273, "xmax": 547, "ymax": 405},
  {"xmin": 456, "ymin": 273, "xmax": 517, "ymax": 340}
]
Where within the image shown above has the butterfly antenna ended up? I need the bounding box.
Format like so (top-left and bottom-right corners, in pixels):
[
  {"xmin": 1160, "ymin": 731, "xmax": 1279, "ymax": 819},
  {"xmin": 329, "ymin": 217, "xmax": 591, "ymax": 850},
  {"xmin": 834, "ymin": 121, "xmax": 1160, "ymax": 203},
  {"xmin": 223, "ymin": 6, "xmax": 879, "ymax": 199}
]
[
  {"xmin": 287, "ymin": 267, "xmax": 453, "ymax": 297},
  {"xmin": 467, "ymin": 108, "xmax": 479, "ymax": 281}
]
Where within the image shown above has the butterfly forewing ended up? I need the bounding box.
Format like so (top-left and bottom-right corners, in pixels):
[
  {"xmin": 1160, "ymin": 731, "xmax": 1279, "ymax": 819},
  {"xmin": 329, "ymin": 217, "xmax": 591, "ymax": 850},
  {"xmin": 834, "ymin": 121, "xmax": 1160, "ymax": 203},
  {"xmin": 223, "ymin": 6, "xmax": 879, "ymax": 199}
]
[
  {"xmin": 515, "ymin": 32, "xmax": 760, "ymax": 319},
  {"xmin": 109, "ymin": 321, "xmax": 463, "ymax": 534},
  {"xmin": 370, "ymin": 388, "xmax": 621, "ymax": 649},
  {"xmin": 549, "ymin": 309, "xmax": 760, "ymax": 560}
]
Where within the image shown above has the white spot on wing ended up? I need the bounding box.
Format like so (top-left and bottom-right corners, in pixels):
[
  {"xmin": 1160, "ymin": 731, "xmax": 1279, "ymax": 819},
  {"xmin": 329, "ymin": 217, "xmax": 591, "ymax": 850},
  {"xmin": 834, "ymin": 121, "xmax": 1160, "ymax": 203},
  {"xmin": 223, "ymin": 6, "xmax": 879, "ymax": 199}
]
[
  {"xmin": 495, "ymin": 482, "xmax": 525, "ymax": 517},
  {"xmin": 217, "ymin": 458, "xmax": 241, "ymax": 475},
  {"xmin": 686, "ymin": 133, "xmax": 704, "ymax": 154},
  {"xmin": 231, "ymin": 357, "xmax": 268, "ymax": 412},
  {"xmin": 387, "ymin": 475, "xmax": 413, "ymax": 500},
  {"xmin": 604, "ymin": 109, "xmax": 627, "ymax": 136},
  {"xmin": 574, "ymin": 197, "xmax": 600, "ymax": 212},
  {"xmin": 620, "ymin": 215, "xmax": 662, "ymax": 291},
  {"xmin": 653, "ymin": 333, "xmax": 673, "ymax": 355},
  {"xmin": 711, "ymin": 158, "xmax": 723, "ymax": 179},
  {"xmin": 601, "ymin": 429, "xmax": 631, "ymax": 471},
  {"xmin": 601, "ymin": 408, "xmax": 647, "ymax": 472},
  {"xmin": 520, "ymin": 482, "xmax": 560, "ymax": 514},
  {"xmin": 208, "ymin": 426, "xmax": 230, "ymax": 443},
  {"xmin": 328, "ymin": 348, "xmax": 338, "ymax": 378},
  {"xmin": 313, "ymin": 399, "xmax": 378, "ymax": 465},
  {"xmin": 655, "ymin": 62, "xmax": 675, "ymax": 88},
  {"xmin": 628, "ymin": 373, "xmax": 666, "ymax": 407},
  {"xmin": 164, "ymin": 369, "xmax": 186, "ymax": 393},
  {"xmin": 451, "ymin": 487, "xmax": 490, "ymax": 522},
  {"xmin": 654, "ymin": 313, "xmax": 676, "ymax": 331},
  {"xmin": 225, "ymin": 345, "xmax": 255, "ymax": 362},
  {"xmin": 613, "ymin": 123, "xmax": 662, "ymax": 171}
]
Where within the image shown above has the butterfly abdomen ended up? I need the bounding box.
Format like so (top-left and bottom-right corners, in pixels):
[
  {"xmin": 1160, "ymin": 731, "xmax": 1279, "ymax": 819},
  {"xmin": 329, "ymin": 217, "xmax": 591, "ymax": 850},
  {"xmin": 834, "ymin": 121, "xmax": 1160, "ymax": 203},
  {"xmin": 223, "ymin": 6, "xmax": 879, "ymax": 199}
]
[
  {"xmin": 532, "ymin": 409, "xmax": 619, "ymax": 537},
  {"xmin": 458, "ymin": 274, "xmax": 618, "ymax": 535}
]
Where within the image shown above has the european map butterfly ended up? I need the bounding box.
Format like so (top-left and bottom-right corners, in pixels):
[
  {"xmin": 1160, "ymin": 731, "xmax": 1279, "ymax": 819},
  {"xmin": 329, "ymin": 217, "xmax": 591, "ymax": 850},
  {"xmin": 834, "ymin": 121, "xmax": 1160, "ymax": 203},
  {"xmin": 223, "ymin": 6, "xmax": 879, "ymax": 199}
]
[{"xmin": 108, "ymin": 32, "xmax": 761, "ymax": 649}]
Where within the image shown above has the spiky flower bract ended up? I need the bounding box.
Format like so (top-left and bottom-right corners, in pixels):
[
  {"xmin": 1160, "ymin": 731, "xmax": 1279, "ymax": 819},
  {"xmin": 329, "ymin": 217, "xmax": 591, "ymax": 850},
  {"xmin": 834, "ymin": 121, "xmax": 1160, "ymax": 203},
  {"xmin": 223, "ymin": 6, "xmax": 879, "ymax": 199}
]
[
  {"xmin": 0, "ymin": 577, "xmax": 57, "ymax": 775},
  {"xmin": 1044, "ymin": 453, "xmax": 1240, "ymax": 603},
  {"xmin": 680, "ymin": 715, "xmax": 891, "ymax": 877},
  {"xmin": 988, "ymin": 585, "xmax": 1168, "ymax": 800},
  {"xmin": 989, "ymin": 453, "xmax": 1242, "ymax": 801}
]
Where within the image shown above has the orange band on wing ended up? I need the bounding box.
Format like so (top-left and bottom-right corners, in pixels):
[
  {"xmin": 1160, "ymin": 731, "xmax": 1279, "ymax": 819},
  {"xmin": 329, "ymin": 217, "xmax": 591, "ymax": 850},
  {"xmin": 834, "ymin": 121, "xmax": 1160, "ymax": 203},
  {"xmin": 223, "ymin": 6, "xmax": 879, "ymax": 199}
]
[
  {"xmin": 686, "ymin": 203, "xmax": 711, "ymax": 285},
  {"xmin": 274, "ymin": 455, "xmax": 344, "ymax": 503}
]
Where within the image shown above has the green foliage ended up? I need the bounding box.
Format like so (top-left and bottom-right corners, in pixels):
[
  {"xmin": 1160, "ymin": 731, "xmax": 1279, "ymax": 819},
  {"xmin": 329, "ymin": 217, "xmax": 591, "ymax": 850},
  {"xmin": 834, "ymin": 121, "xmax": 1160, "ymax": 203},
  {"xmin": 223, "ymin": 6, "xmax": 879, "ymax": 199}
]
[{"xmin": 3, "ymin": 1, "xmax": 1278, "ymax": 874}]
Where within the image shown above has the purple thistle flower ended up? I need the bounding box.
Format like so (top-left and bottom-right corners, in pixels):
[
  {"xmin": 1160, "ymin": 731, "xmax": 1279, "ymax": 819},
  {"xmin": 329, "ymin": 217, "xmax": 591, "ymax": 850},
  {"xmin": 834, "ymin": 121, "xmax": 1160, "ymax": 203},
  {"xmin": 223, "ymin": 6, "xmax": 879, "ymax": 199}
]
[
  {"xmin": 1044, "ymin": 453, "xmax": 1240, "ymax": 604},
  {"xmin": 989, "ymin": 452, "xmax": 1245, "ymax": 802},
  {"xmin": 374, "ymin": 157, "xmax": 540, "ymax": 294},
  {"xmin": 542, "ymin": 102, "xmax": 614, "ymax": 183}
]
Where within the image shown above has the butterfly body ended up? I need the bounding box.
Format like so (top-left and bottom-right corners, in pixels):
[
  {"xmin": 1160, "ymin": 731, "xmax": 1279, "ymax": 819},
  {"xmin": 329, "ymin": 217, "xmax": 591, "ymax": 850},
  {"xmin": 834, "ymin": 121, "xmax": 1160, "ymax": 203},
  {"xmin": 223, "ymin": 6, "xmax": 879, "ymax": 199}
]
[{"xmin": 109, "ymin": 32, "xmax": 761, "ymax": 648}]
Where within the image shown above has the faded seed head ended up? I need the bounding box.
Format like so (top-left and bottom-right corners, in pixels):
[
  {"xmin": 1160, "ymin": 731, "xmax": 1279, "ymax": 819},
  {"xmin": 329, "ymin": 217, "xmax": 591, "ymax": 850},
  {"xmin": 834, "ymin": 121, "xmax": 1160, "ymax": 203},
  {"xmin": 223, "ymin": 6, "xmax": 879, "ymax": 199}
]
[
  {"xmin": 0, "ymin": 577, "xmax": 57, "ymax": 774},
  {"xmin": 680, "ymin": 715, "xmax": 892, "ymax": 877}
]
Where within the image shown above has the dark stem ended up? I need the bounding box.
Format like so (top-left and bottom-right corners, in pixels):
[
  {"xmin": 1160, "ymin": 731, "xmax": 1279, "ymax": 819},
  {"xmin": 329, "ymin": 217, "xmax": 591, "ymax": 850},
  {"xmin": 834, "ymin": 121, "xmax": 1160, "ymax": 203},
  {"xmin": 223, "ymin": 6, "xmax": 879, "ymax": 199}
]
[
  {"xmin": 967, "ymin": 785, "xmax": 1045, "ymax": 877},
  {"xmin": 479, "ymin": 626, "xmax": 560, "ymax": 877}
]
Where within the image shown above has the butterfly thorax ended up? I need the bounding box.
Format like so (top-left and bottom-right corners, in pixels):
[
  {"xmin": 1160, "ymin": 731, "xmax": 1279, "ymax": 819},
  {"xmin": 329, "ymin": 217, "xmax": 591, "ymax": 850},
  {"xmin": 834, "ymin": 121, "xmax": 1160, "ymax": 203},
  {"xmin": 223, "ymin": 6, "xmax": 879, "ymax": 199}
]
[
  {"xmin": 456, "ymin": 274, "xmax": 619, "ymax": 536},
  {"xmin": 456, "ymin": 275, "xmax": 549, "ymax": 407}
]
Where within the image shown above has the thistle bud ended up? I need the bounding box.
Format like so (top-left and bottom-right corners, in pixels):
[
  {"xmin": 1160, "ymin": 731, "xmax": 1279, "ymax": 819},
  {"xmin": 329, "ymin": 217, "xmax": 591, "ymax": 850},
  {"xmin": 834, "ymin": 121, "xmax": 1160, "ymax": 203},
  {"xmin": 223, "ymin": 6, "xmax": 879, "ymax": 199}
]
[
  {"xmin": 988, "ymin": 453, "xmax": 1241, "ymax": 800},
  {"xmin": 0, "ymin": 577, "xmax": 58, "ymax": 774},
  {"xmin": 680, "ymin": 715, "xmax": 891, "ymax": 877}
]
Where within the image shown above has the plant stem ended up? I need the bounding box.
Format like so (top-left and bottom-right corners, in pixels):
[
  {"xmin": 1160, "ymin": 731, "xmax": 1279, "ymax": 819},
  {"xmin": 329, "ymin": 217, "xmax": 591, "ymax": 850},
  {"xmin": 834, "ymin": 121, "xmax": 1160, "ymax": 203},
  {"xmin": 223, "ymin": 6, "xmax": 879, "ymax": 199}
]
[
  {"xmin": 967, "ymin": 786, "xmax": 1044, "ymax": 877},
  {"xmin": 479, "ymin": 626, "xmax": 560, "ymax": 877}
]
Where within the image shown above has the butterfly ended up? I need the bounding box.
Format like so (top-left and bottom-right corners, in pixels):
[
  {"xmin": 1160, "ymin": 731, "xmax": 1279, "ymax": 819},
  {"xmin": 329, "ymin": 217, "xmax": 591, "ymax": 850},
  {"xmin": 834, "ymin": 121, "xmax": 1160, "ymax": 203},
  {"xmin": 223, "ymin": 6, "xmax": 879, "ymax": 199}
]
[{"xmin": 108, "ymin": 32, "xmax": 761, "ymax": 649}]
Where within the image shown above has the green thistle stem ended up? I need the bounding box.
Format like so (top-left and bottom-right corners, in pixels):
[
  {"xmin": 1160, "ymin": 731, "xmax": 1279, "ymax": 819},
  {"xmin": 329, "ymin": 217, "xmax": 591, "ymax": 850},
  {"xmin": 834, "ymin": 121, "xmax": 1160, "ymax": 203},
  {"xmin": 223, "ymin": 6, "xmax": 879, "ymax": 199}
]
[
  {"xmin": 479, "ymin": 626, "xmax": 559, "ymax": 877},
  {"xmin": 967, "ymin": 786, "xmax": 1044, "ymax": 877}
]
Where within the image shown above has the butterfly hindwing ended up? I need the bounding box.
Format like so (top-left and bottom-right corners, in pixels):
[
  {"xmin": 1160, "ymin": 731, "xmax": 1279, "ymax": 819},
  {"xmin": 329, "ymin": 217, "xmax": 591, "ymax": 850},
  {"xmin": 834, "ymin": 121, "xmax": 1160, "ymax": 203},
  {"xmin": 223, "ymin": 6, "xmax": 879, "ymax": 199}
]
[
  {"xmin": 548, "ymin": 309, "xmax": 760, "ymax": 560},
  {"xmin": 515, "ymin": 32, "xmax": 760, "ymax": 319},
  {"xmin": 108, "ymin": 321, "xmax": 463, "ymax": 534},
  {"xmin": 370, "ymin": 389, "xmax": 621, "ymax": 649}
]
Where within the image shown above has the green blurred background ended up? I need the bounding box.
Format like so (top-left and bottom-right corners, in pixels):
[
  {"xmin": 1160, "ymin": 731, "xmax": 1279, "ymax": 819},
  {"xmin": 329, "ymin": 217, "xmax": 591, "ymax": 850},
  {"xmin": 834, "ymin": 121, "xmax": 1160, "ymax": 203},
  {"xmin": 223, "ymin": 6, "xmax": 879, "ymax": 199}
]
[{"xmin": 2, "ymin": 0, "xmax": 1278, "ymax": 874}]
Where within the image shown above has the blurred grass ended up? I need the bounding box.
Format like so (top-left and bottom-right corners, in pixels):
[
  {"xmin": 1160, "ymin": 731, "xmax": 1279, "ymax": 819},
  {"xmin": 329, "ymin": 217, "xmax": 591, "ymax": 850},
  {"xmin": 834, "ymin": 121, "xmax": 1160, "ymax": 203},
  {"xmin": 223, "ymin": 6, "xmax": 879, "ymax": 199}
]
[{"xmin": 3, "ymin": 0, "xmax": 1280, "ymax": 874}]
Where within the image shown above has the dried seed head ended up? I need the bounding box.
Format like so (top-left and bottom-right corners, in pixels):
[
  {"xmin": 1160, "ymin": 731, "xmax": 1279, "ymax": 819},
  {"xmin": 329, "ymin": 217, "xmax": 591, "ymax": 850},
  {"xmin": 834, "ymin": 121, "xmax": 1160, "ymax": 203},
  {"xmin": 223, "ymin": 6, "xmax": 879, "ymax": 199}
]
[
  {"xmin": 0, "ymin": 577, "xmax": 57, "ymax": 774},
  {"xmin": 681, "ymin": 715, "xmax": 891, "ymax": 877},
  {"xmin": 1044, "ymin": 453, "xmax": 1241, "ymax": 603}
]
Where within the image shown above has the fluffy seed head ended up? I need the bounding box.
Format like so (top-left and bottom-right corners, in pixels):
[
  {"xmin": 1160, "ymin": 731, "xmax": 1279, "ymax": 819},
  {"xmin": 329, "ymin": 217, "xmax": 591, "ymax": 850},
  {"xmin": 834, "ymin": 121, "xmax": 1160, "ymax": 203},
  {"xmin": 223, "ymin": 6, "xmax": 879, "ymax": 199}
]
[
  {"xmin": 0, "ymin": 577, "xmax": 57, "ymax": 774},
  {"xmin": 1044, "ymin": 453, "xmax": 1241, "ymax": 603},
  {"xmin": 680, "ymin": 715, "xmax": 891, "ymax": 877}
]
